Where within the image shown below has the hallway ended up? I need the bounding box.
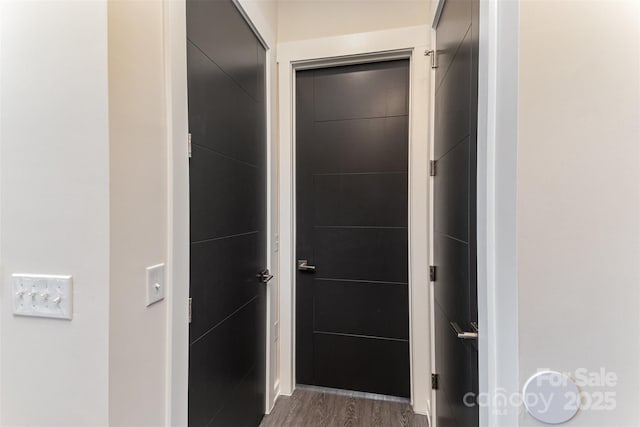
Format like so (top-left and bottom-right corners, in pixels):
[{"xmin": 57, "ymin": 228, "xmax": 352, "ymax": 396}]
[
  {"xmin": 1, "ymin": 0, "xmax": 639, "ymax": 426},
  {"xmin": 260, "ymin": 389, "xmax": 429, "ymax": 427}
]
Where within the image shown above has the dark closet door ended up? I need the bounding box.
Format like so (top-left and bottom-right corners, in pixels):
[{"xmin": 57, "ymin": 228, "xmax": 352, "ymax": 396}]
[
  {"xmin": 187, "ymin": 0, "xmax": 267, "ymax": 425},
  {"xmin": 433, "ymin": 0, "xmax": 479, "ymax": 426},
  {"xmin": 296, "ymin": 60, "xmax": 410, "ymax": 398}
]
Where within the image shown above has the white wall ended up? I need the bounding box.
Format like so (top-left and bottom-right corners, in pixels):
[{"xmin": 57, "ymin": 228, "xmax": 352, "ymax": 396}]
[
  {"xmin": 108, "ymin": 1, "xmax": 168, "ymax": 425},
  {"xmin": 517, "ymin": 1, "xmax": 640, "ymax": 425},
  {"xmin": 278, "ymin": 0, "xmax": 430, "ymax": 42},
  {"xmin": 0, "ymin": 1, "xmax": 111, "ymax": 425}
]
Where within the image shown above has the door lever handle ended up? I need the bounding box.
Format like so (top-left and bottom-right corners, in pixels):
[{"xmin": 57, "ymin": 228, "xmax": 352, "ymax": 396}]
[
  {"xmin": 450, "ymin": 321, "xmax": 478, "ymax": 340},
  {"xmin": 297, "ymin": 260, "xmax": 316, "ymax": 272},
  {"xmin": 257, "ymin": 269, "xmax": 274, "ymax": 284}
]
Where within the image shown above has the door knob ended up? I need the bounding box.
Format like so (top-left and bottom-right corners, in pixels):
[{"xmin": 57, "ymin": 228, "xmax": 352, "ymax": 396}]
[
  {"xmin": 450, "ymin": 321, "xmax": 478, "ymax": 340},
  {"xmin": 257, "ymin": 269, "xmax": 274, "ymax": 284},
  {"xmin": 297, "ymin": 260, "xmax": 316, "ymax": 272}
]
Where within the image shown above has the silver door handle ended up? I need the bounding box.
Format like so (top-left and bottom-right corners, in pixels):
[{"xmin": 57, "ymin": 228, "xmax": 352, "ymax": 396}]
[
  {"xmin": 297, "ymin": 260, "xmax": 316, "ymax": 272},
  {"xmin": 257, "ymin": 269, "xmax": 274, "ymax": 284},
  {"xmin": 450, "ymin": 322, "xmax": 478, "ymax": 340}
]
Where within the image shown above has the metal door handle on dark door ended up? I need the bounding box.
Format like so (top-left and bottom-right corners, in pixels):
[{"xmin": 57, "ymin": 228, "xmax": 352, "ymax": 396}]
[
  {"xmin": 257, "ymin": 269, "xmax": 274, "ymax": 284},
  {"xmin": 297, "ymin": 260, "xmax": 316, "ymax": 272},
  {"xmin": 450, "ymin": 322, "xmax": 478, "ymax": 340}
]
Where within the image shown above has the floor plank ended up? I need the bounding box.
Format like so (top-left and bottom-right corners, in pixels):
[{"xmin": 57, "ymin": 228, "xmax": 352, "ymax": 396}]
[{"xmin": 261, "ymin": 389, "xmax": 429, "ymax": 427}]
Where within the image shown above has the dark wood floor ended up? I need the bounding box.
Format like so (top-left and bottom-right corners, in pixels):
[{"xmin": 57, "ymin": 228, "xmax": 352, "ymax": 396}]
[{"xmin": 260, "ymin": 388, "xmax": 430, "ymax": 427}]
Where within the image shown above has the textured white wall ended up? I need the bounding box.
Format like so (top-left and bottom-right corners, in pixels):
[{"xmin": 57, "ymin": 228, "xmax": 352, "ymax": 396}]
[
  {"xmin": 0, "ymin": 1, "xmax": 111, "ymax": 425},
  {"xmin": 108, "ymin": 1, "xmax": 168, "ymax": 425},
  {"xmin": 278, "ymin": 0, "xmax": 430, "ymax": 42},
  {"xmin": 517, "ymin": 1, "xmax": 640, "ymax": 425}
]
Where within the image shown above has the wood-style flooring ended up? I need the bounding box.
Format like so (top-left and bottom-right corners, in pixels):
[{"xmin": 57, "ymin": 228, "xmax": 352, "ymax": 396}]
[{"xmin": 260, "ymin": 388, "xmax": 430, "ymax": 427}]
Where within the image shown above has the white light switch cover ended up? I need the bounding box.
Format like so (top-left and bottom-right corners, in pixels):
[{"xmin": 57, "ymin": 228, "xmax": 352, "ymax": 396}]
[
  {"xmin": 12, "ymin": 274, "xmax": 73, "ymax": 320},
  {"xmin": 146, "ymin": 263, "xmax": 165, "ymax": 306}
]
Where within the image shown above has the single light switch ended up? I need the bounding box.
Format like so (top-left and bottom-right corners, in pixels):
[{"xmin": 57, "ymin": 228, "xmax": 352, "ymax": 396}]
[
  {"xmin": 146, "ymin": 263, "xmax": 165, "ymax": 306},
  {"xmin": 12, "ymin": 274, "xmax": 73, "ymax": 320}
]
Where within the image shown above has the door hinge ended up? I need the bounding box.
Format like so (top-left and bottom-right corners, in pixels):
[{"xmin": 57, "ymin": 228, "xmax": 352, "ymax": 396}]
[
  {"xmin": 432, "ymin": 373, "xmax": 439, "ymax": 390},
  {"xmin": 425, "ymin": 49, "xmax": 438, "ymax": 69},
  {"xmin": 430, "ymin": 160, "xmax": 437, "ymax": 177},
  {"xmin": 188, "ymin": 133, "xmax": 192, "ymax": 158},
  {"xmin": 429, "ymin": 265, "xmax": 436, "ymax": 282},
  {"xmin": 188, "ymin": 297, "xmax": 192, "ymax": 323}
]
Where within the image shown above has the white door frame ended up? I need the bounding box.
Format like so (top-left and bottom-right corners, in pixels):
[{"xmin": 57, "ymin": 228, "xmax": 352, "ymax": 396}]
[
  {"xmin": 276, "ymin": 25, "xmax": 433, "ymax": 416},
  {"xmin": 475, "ymin": 0, "xmax": 520, "ymax": 425}
]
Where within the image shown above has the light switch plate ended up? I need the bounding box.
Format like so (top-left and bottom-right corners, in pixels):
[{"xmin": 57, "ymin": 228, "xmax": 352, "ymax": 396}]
[
  {"xmin": 12, "ymin": 274, "xmax": 73, "ymax": 320},
  {"xmin": 146, "ymin": 263, "xmax": 165, "ymax": 306}
]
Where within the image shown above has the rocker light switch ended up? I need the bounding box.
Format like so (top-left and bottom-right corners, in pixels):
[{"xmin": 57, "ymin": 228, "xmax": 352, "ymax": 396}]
[
  {"xmin": 146, "ymin": 263, "xmax": 165, "ymax": 306},
  {"xmin": 12, "ymin": 274, "xmax": 73, "ymax": 320}
]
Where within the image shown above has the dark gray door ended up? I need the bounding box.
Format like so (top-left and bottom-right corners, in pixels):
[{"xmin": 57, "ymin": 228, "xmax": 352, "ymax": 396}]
[
  {"xmin": 187, "ymin": 0, "xmax": 267, "ymax": 425},
  {"xmin": 433, "ymin": 0, "xmax": 479, "ymax": 426},
  {"xmin": 296, "ymin": 60, "xmax": 410, "ymax": 398}
]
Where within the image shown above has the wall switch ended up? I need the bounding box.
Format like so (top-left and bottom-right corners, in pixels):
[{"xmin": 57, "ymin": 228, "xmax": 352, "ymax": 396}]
[
  {"xmin": 12, "ymin": 274, "xmax": 73, "ymax": 320},
  {"xmin": 146, "ymin": 263, "xmax": 165, "ymax": 306}
]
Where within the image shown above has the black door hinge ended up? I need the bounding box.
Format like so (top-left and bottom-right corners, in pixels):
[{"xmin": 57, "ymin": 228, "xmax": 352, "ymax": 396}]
[
  {"xmin": 430, "ymin": 160, "xmax": 437, "ymax": 177},
  {"xmin": 429, "ymin": 265, "xmax": 436, "ymax": 282},
  {"xmin": 432, "ymin": 373, "xmax": 439, "ymax": 390}
]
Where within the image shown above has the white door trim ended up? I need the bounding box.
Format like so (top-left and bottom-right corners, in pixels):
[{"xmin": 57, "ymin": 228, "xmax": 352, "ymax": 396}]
[
  {"xmin": 476, "ymin": 0, "xmax": 520, "ymax": 426},
  {"xmin": 276, "ymin": 25, "xmax": 433, "ymax": 416},
  {"xmin": 164, "ymin": 1, "xmax": 190, "ymax": 425}
]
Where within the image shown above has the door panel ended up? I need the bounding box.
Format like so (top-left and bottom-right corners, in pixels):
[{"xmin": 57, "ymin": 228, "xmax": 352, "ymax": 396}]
[
  {"xmin": 313, "ymin": 173, "xmax": 408, "ymax": 227},
  {"xmin": 434, "ymin": 233, "xmax": 470, "ymax": 325},
  {"xmin": 313, "ymin": 61, "xmax": 409, "ymax": 121},
  {"xmin": 187, "ymin": 0, "xmax": 266, "ymax": 425},
  {"xmin": 189, "ymin": 145, "xmax": 259, "ymax": 242},
  {"xmin": 312, "ymin": 117, "xmax": 409, "ymax": 173},
  {"xmin": 189, "ymin": 232, "xmax": 259, "ymax": 341},
  {"xmin": 433, "ymin": 0, "xmax": 479, "ymax": 426},
  {"xmin": 296, "ymin": 60, "xmax": 410, "ymax": 398},
  {"xmin": 187, "ymin": 40, "xmax": 259, "ymax": 165},
  {"xmin": 313, "ymin": 280, "xmax": 409, "ymax": 339},
  {"xmin": 314, "ymin": 228, "xmax": 408, "ymax": 283},
  {"xmin": 434, "ymin": 139, "xmax": 470, "ymax": 242},
  {"xmin": 186, "ymin": 0, "xmax": 260, "ymax": 99},
  {"xmin": 188, "ymin": 298, "xmax": 261, "ymax": 426},
  {"xmin": 434, "ymin": 32, "xmax": 472, "ymax": 159},
  {"xmin": 313, "ymin": 333, "xmax": 410, "ymax": 397},
  {"xmin": 434, "ymin": 0, "xmax": 473, "ymax": 91}
]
